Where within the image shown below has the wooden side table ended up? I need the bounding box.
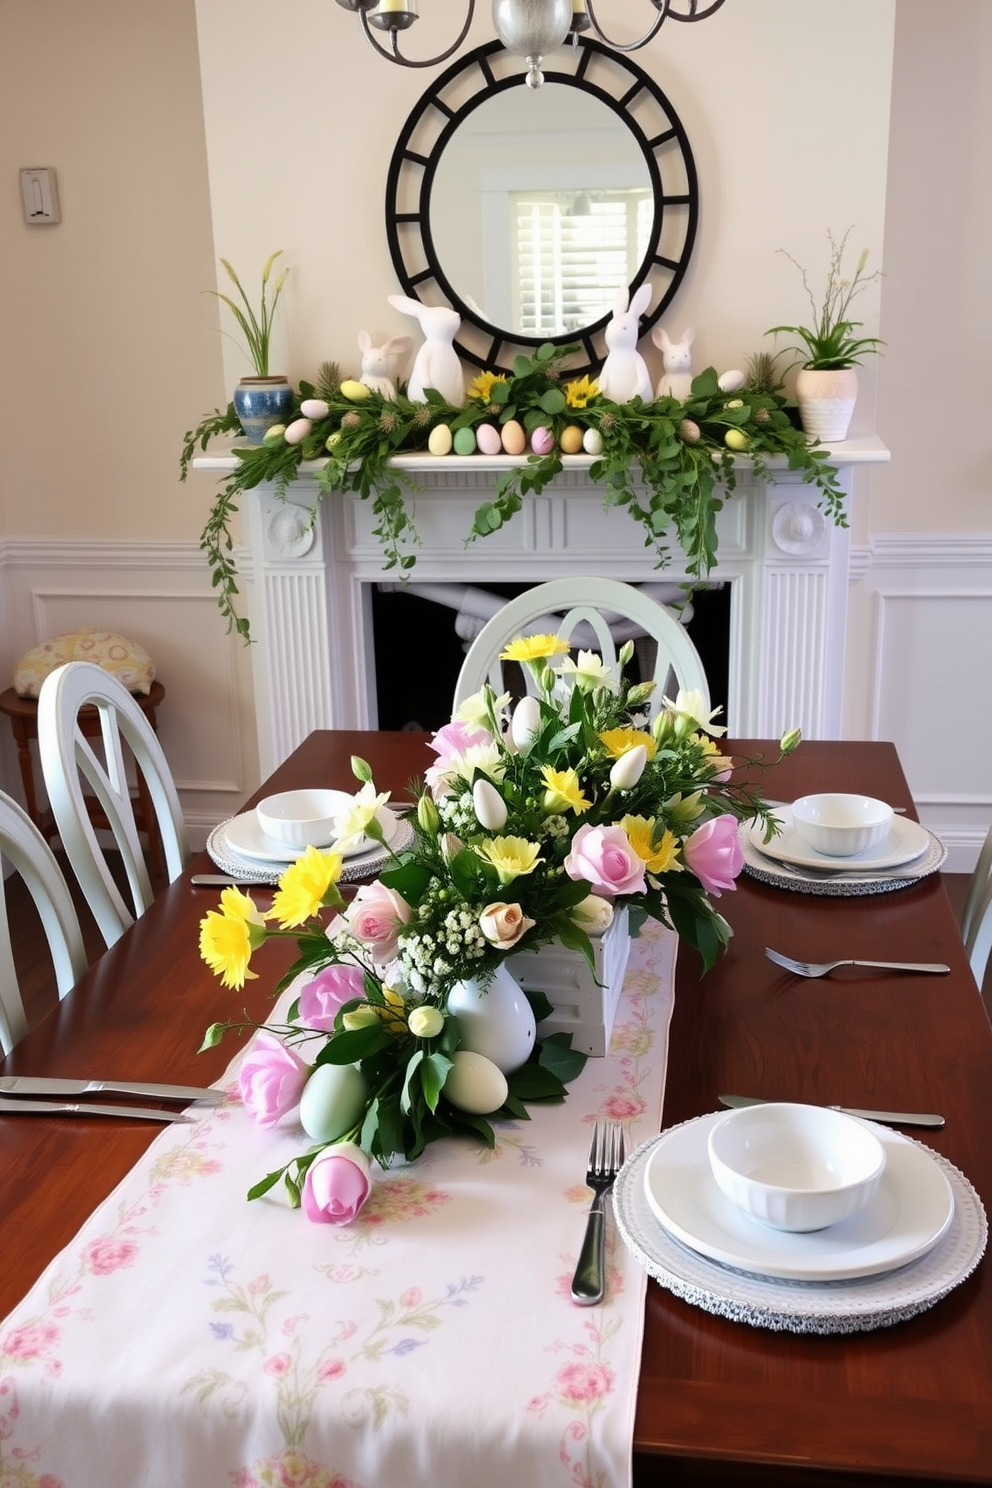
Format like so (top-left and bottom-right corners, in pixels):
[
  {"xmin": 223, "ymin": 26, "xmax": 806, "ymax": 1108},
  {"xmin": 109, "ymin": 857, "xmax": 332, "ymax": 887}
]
[{"xmin": 0, "ymin": 680, "xmax": 167, "ymax": 879}]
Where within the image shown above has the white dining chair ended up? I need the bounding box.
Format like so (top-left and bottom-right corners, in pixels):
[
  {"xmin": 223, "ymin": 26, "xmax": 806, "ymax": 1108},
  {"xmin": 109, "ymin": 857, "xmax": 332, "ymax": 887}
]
[
  {"xmin": 960, "ymin": 826, "xmax": 992, "ymax": 989},
  {"xmin": 452, "ymin": 576, "xmax": 710, "ymax": 719},
  {"xmin": 37, "ymin": 660, "xmax": 189, "ymax": 950},
  {"xmin": 0, "ymin": 790, "xmax": 88, "ymax": 1054}
]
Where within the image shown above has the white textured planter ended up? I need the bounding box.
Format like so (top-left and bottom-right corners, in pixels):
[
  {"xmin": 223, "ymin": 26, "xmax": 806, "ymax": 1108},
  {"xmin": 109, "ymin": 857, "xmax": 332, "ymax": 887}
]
[
  {"xmin": 795, "ymin": 367, "xmax": 858, "ymax": 442},
  {"xmin": 511, "ymin": 907, "xmax": 632, "ymax": 1057}
]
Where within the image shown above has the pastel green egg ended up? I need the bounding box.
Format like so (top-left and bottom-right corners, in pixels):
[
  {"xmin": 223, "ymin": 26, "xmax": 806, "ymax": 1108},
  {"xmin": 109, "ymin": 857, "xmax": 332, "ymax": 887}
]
[
  {"xmin": 299, "ymin": 1062, "xmax": 367, "ymax": 1144},
  {"xmin": 443, "ymin": 1051, "xmax": 508, "ymax": 1115},
  {"xmin": 453, "ymin": 426, "xmax": 477, "ymax": 456}
]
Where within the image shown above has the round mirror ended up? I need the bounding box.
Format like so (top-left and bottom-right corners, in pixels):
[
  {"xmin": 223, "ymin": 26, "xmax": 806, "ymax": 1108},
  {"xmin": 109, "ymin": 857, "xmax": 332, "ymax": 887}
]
[{"xmin": 385, "ymin": 39, "xmax": 698, "ymax": 378}]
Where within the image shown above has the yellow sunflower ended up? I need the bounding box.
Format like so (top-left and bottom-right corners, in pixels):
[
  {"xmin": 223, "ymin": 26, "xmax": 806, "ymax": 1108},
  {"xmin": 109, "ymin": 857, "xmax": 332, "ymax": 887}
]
[
  {"xmin": 564, "ymin": 375, "xmax": 599, "ymax": 409},
  {"xmin": 467, "ymin": 370, "xmax": 508, "ymax": 402}
]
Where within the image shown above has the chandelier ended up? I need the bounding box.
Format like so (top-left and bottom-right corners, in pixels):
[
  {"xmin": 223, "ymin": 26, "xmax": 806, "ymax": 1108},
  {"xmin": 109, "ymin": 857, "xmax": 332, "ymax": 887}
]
[{"xmin": 333, "ymin": 0, "xmax": 726, "ymax": 88}]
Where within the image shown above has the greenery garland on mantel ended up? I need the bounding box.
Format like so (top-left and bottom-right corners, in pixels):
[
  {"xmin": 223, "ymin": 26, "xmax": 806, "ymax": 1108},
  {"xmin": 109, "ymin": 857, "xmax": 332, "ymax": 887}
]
[{"xmin": 181, "ymin": 343, "xmax": 847, "ymax": 642}]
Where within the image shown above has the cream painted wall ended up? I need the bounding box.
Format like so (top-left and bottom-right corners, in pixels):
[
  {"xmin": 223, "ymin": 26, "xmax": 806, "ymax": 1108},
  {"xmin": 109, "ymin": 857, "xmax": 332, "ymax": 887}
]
[
  {"xmin": 0, "ymin": 0, "xmax": 224, "ymax": 542},
  {"xmin": 193, "ymin": 0, "xmax": 894, "ymax": 437}
]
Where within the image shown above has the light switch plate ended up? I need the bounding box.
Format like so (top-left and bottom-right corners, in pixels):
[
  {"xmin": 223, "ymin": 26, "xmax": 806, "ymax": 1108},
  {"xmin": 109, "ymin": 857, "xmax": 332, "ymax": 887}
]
[{"xmin": 20, "ymin": 167, "xmax": 60, "ymax": 224}]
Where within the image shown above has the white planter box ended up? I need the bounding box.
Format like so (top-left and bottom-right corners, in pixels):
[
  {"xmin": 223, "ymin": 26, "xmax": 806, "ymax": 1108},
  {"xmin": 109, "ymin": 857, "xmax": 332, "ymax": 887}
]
[{"xmin": 512, "ymin": 908, "xmax": 632, "ymax": 1057}]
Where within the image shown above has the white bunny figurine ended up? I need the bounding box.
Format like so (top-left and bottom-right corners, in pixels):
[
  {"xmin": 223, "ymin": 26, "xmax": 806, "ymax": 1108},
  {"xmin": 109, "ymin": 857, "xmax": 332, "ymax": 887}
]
[
  {"xmin": 597, "ymin": 284, "xmax": 654, "ymax": 404},
  {"xmin": 386, "ymin": 293, "xmax": 465, "ymax": 406},
  {"xmin": 358, "ymin": 330, "xmax": 413, "ymax": 401},
  {"xmin": 652, "ymin": 326, "xmax": 695, "ymax": 401}
]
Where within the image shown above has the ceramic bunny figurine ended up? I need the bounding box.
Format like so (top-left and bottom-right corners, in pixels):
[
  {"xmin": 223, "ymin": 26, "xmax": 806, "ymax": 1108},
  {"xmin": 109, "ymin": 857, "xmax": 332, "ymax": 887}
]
[
  {"xmin": 358, "ymin": 330, "xmax": 413, "ymax": 401},
  {"xmin": 386, "ymin": 294, "xmax": 465, "ymax": 406},
  {"xmin": 596, "ymin": 284, "xmax": 654, "ymax": 404},
  {"xmin": 652, "ymin": 326, "xmax": 695, "ymax": 400}
]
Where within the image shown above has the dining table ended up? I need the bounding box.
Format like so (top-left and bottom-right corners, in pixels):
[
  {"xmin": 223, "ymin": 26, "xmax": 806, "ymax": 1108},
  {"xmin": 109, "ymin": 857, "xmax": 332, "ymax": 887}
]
[{"xmin": 0, "ymin": 731, "xmax": 990, "ymax": 1485}]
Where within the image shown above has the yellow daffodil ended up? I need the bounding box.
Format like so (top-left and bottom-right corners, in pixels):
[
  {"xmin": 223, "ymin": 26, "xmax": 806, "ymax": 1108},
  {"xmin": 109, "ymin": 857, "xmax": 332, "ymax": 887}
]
[
  {"xmin": 662, "ymin": 687, "xmax": 727, "ymax": 737},
  {"xmin": 541, "ymin": 765, "xmax": 591, "ymax": 816},
  {"xmin": 598, "ymin": 727, "xmax": 657, "ymax": 761},
  {"xmin": 556, "ymin": 649, "xmax": 618, "ymax": 692},
  {"xmin": 622, "ymin": 815, "xmax": 683, "ymax": 874},
  {"xmin": 475, "ymin": 834, "xmax": 543, "ymax": 885},
  {"xmin": 564, "ymin": 375, "xmax": 599, "ymax": 408},
  {"xmin": 199, "ymin": 887, "xmax": 267, "ymax": 989},
  {"xmin": 332, "ymin": 781, "xmax": 390, "ymax": 853},
  {"xmin": 455, "ymin": 687, "xmax": 511, "ymax": 729},
  {"xmin": 467, "ymin": 370, "xmax": 508, "ymax": 401},
  {"xmin": 500, "ymin": 633, "xmax": 570, "ymax": 663},
  {"xmin": 269, "ymin": 845, "xmax": 344, "ymax": 927}
]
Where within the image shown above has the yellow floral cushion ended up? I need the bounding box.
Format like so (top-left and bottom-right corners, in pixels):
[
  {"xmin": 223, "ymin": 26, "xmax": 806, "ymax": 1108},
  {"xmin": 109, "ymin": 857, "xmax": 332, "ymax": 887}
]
[{"xmin": 14, "ymin": 629, "xmax": 156, "ymax": 698}]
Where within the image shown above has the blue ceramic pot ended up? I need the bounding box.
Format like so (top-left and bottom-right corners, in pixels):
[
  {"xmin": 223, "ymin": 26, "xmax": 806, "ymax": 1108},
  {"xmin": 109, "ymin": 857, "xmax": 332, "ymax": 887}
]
[{"xmin": 233, "ymin": 376, "xmax": 294, "ymax": 444}]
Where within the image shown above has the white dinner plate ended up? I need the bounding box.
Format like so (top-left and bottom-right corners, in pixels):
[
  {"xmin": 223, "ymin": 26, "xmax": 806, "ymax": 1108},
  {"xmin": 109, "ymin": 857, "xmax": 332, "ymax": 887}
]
[
  {"xmin": 222, "ymin": 803, "xmax": 399, "ymax": 864},
  {"xmin": 747, "ymin": 806, "xmax": 930, "ymax": 872},
  {"xmin": 642, "ymin": 1111, "xmax": 954, "ymax": 1282}
]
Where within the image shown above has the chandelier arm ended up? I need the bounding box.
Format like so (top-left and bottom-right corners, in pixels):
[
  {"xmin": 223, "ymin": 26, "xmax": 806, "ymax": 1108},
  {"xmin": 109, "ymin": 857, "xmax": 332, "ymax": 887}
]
[
  {"xmin": 358, "ymin": 3, "xmax": 478, "ymax": 69},
  {"xmin": 582, "ymin": 0, "xmax": 667, "ymax": 53}
]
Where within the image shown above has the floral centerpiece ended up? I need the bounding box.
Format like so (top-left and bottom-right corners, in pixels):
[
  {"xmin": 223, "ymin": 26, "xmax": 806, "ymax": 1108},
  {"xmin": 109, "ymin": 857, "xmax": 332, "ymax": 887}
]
[
  {"xmin": 199, "ymin": 631, "xmax": 796, "ymax": 1225},
  {"xmin": 182, "ymin": 340, "xmax": 847, "ymax": 640}
]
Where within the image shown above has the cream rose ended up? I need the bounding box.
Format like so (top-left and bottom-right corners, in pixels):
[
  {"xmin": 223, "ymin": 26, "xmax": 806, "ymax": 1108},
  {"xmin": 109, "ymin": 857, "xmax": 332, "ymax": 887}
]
[{"xmin": 478, "ymin": 901, "xmax": 536, "ymax": 950}]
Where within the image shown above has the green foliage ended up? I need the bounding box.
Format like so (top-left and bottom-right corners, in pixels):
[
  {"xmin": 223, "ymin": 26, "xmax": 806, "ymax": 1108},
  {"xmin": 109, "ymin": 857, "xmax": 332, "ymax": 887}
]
[{"xmin": 767, "ymin": 227, "xmax": 883, "ymax": 370}]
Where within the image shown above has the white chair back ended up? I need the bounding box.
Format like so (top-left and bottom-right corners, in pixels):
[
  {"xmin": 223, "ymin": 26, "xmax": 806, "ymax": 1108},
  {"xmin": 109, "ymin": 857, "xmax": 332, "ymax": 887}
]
[
  {"xmin": 961, "ymin": 825, "xmax": 992, "ymax": 989},
  {"xmin": 37, "ymin": 661, "xmax": 189, "ymax": 949},
  {"xmin": 0, "ymin": 790, "xmax": 88, "ymax": 1054},
  {"xmin": 453, "ymin": 577, "xmax": 709, "ymax": 718}
]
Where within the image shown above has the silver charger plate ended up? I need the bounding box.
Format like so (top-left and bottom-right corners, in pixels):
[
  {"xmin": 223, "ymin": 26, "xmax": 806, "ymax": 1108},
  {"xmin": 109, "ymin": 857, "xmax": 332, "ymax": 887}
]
[
  {"xmin": 739, "ymin": 819, "xmax": 947, "ymax": 897},
  {"xmin": 206, "ymin": 812, "xmax": 414, "ymax": 885},
  {"xmin": 613, "ymin": 1118, "xmax": 987, "ymax": 1334}
]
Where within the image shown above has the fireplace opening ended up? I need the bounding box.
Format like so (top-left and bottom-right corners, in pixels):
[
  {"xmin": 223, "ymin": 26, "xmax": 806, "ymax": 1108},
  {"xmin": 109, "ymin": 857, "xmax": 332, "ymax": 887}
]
[{"xmin": 370, "ymin": 582, "xmax": 731, "ymax": 733}]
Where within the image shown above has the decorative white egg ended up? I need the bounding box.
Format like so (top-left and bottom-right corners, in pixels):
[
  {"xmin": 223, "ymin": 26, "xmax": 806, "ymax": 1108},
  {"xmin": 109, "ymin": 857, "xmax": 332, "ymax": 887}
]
[
  {"xmin": 428, "ymin": 423, "xmax": 453, "ymax": 456},
  {"xmin": 300, "ymin": 398, "xmax": 330, "ymax": 419},
  {"xmin": 284, "ymin": 417, "xmax": 313, "ymax": 446},
  {"xmin": 299, "ymin": 1062, "xmax": 367, "ymax": 1144},
  {"xmin": 500, "ymin": 419, "xmax": 526, "ymax": 455},
  {"xmin": 582, "ymin": 427, "xmax": 604, "ymax": 455},
  {"xmin": 476, "ymin": 422, "xmax": 503, "ymax": 456},
  {"xmin": 442, "ymin": 1051, "xmax": 508, "ymax": 1115},
  {"xmin": 718, "ymin": 369, "xmax": 745, "ymax": 393}
]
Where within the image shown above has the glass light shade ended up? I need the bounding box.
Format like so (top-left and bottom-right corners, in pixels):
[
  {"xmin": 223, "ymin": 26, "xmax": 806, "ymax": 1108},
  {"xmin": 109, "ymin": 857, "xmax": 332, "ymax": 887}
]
[{"xmin": 491, "ymin": 0, "xmax": 573, "ymax": 57}]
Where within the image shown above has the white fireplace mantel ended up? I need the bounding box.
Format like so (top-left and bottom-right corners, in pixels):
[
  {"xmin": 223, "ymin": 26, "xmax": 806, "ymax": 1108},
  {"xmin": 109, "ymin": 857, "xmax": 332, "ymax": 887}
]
[{"xmin": 196, "ymin": 439, "xmax": 889, "ymax": 777}]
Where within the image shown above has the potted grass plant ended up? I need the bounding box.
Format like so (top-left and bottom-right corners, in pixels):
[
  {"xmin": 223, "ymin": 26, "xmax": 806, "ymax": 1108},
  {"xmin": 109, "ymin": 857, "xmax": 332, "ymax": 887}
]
[{"xmin": 209, "ymin": 250, "xmax": 293, "ymax": 444}]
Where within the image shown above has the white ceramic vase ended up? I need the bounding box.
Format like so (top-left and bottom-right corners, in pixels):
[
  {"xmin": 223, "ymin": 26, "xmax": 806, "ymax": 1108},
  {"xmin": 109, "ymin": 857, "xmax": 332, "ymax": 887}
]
[
  {"xmin": 446, "ymin": 961, "xmax": 537, "ymax": 1074},
  {"xmin": 795, "ymin": 367, "xmax": 858, "ymax": 442}
]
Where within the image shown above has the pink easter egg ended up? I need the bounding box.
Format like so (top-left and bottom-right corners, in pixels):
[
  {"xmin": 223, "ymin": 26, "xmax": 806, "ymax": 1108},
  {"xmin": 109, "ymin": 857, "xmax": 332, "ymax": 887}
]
[
  {"xmin": 530, "ymin": 426, "xmax": 555, "ymax": 455},
  {"xmin": 476, "ymin": 422, "xmax": 503, "ymax": 456}
]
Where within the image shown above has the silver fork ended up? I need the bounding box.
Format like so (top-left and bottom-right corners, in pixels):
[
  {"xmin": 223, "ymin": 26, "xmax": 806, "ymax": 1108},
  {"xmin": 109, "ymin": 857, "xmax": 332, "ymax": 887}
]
[
  {"xmin": 765, "ymin": 947, "xmax": 949, "ymax": 978},
  {"xmin": 571, "ymin": 1122, "xmax": 625, "ymax": 1307}
]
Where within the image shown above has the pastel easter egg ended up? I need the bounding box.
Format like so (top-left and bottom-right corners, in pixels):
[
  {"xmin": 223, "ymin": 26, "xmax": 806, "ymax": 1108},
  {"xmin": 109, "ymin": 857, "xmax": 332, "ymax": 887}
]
[
  {"xmin": 530, "ymin": 426, "xmax": 555, "ymax": 455},
  {"xmin": 442, "ymin": 1050, "xmax": 508, "ymax": 1115},
  {"xmin": 476, "ymin": 422, "xmax": 503, "ymax": 456},
  {"xmin": 428, "ymin": 423, "xmax": 453, "ymax": 456},
  {"xmin": 725, "ymin": 428, "xmax": 750, "ymax": 451},
  {"xmin": 678, "ymin": 418, "xmax": 701, "ymax": 443},
  {"xmin": 453, "ymin": 426, "xmax": 477, "ymax": 456},
  {"xmin": 284, "ymin": 417, "xmax": 313, "ymax": 445},
  {"xmin": 339, "ymin": 379, "xmax": 371, "ymax": 402},
  {"xmin": 582, "ymin": 427, "xmax": 604, "ymax": 455},
  {"xmin": 559, "ymin": 424, "xmax": 584, "ymax": 454},
  {"xmin": 299, "ymin": 1062, "xmax": 367, "ymax": 1144},
  {"xmin": 500, "ymin": 419, "xmax": 526, "ymax": 455},
  {"xmin": 300, "ymin": 398, "xmax": 330, "ymax": 420},
  {"xmin": 262, "ymin": 424, "xmax": 286, "ymax": 446},
  {"xmin": 325, "ymin": 432, "xmax": 342, "ymax": 452}
]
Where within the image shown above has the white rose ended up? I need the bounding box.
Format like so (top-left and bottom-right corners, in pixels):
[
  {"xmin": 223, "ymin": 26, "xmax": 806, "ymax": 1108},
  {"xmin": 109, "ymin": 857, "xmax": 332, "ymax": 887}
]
[
  {"xmin": 609, "ymin": 744, "xmax": 647, "ymax": 791},
  {"xmin": 569, "ymin": 894, "xmax": 615, "ymax": 936}
]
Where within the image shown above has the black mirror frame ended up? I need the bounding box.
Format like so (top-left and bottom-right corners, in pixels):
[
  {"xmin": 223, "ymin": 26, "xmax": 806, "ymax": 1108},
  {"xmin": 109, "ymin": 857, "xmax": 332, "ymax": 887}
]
[{"xmin": 384, "ymin": 38, "xmax": 698, "ymax": 378}]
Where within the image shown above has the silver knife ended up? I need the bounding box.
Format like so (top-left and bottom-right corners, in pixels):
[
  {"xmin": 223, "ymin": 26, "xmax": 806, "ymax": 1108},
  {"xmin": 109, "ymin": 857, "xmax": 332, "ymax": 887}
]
[
  {"xmin": 191, "ymin": 874, "xmax": 276, "ymax": 888},
  {"xmin": 718, "ymin": 1094, "xmax": 945, "ymax": 1129},
  {"xmin": 0, "ymin": 1096, "xmax": 192, "ymax": 1122},
  {"xmin": 0, "ymin": 1076, "xmax": 225, "ymax": 1104}
]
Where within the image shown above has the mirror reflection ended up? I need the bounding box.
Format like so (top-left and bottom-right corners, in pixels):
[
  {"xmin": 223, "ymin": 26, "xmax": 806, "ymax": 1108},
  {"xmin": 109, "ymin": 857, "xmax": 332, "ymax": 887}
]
[{"xmin": 430, "ymin": 86, "xmax": 652, "ymax": 339}]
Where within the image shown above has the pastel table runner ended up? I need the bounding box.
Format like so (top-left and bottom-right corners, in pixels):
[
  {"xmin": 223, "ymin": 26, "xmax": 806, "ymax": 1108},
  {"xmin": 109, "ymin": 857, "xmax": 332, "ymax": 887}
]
[{"xmin": 0, "ymin": 923, "xmax": 676, "ymax": 1488}]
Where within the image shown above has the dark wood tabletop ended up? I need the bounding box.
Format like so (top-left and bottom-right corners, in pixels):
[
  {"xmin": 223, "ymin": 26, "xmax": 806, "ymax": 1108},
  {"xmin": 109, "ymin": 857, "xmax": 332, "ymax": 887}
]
[{"xmin": 1, "ymin": 733, "xmax": 989, "ymax": 1485}]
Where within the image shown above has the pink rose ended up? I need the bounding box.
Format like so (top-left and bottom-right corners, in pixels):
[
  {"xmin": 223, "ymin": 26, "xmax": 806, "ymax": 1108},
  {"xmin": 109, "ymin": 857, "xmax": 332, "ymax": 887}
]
[
  {"xmin": 239, "ymin": 1031, "xmax": 309, "ymax": 1128},
  {"xmin": 344, "ymin": 881, "xmax": 412, "ymax": 962},
  {"xmin": 682, "ymin": 814, "xmax": 744, "ymax": 896},
  {"xmin": 301, "ymin": 1141, "xmax": 372, "ymax": 1225},
  {"xmin": 564, "ymin": 823, "xmax": 646, "ymax": 899},
  {"xmin": 297, "ymin": 964, "xmax": 366, "ymax": 1031},
  {"xmin": 82, "ymin": 1237, "xmax": 139, "ymax": 1275},
  {"xmin": 427, "ymin": 719, "xmax": 493, "ymax": 762}
]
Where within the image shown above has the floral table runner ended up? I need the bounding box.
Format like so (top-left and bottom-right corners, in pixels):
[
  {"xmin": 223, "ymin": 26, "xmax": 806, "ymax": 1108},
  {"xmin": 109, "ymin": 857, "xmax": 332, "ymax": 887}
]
[{"xmin": 0, "ymin": 923, "xmax": 676, "ymax": 1488}]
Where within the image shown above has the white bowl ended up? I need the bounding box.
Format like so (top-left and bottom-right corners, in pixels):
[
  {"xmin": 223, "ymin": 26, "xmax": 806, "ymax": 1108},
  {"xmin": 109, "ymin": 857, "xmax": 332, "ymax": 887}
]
[
  {"xmin": 706, "ymin": 1102, "xmax": 886, "ymax": 1232},
  {"xmin": 790, "ymin": 793, "xmax": 894, "ymax": 858},
  {"xmin": 255, "ymin": 789, "xmax": 345, "ymax": 851}
]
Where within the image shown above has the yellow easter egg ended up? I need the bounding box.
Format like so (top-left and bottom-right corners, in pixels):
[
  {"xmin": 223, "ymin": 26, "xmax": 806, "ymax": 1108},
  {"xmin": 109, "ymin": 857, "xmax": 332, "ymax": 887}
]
[
  {"xmin": 500, "ymin": 419, "xmax": 526, "ymax": 455},
  {"xmin": 428, "ymin": 423, "xmax": 453, "ymax": 456},
  {"xmin": 725, "ymin": 428, "xmax": 750, "ymax": 452},
  {"xmin": 559, "ymin": 424, "xmax": 585, "ymax": 454},
  {"xmin": 340, "ymin": 379, "xmax": 371, "ymax": 402}
]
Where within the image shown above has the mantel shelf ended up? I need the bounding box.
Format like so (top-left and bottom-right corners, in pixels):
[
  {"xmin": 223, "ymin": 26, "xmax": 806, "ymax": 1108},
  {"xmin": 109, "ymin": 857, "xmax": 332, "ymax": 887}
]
[{"xmin": 193, "ymin": 433, "xmax": 890, "ymax": 477}]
